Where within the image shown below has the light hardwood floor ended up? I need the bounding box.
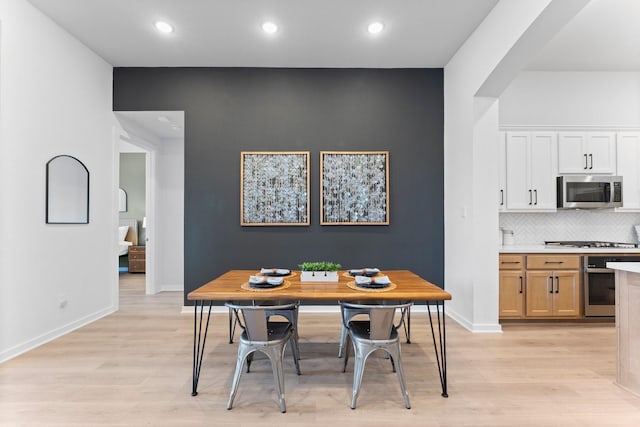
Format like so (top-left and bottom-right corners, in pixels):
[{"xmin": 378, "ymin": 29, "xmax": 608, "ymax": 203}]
[{"xmin": 1, "ymin": 273, "xmax": 640, "ymax": 426}]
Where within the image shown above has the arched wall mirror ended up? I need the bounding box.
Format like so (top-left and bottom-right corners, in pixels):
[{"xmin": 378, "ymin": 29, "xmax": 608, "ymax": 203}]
[
  {"xmin": 118, "ymin": 188, "xmax": 127, "ymax": 212},
  {"xmin": 46, "ymin": 155, "xmax": 89, "ymax": 224}
]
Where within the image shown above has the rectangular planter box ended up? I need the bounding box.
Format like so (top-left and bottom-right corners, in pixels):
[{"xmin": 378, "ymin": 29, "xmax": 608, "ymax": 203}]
[{"xmin": 300, "ymin": 271, "xmax": 339, "ymax": 282}]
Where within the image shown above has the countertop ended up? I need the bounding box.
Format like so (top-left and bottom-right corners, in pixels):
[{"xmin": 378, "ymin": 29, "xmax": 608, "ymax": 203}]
[
  {"xmin": 606, "ymin": 262, "xmax": 640, "ymax": 273},
  {"xmin": 500, "ymin": 245, "xmax": 640, "ymax": 254}
]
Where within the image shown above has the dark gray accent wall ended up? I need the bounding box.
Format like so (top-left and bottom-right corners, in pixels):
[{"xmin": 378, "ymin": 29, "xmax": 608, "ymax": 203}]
[{"xmin": 113, "ymin": 68, "xmax": 444, "ymax": 304}]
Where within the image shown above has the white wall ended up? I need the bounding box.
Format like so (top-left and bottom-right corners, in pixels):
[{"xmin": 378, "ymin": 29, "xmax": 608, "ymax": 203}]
[
  {"xmin": 0, "ymin": 0, "xmax": 115, "ymax": 362},
  {"xmin": 156, "ymin": 139, "xmax": 184, "ymax": 291},
  {"xmin": 500, "ymin": 71, "xmax": 640, "ymax": 127},
  {"xmin": 443, "ymin": 0, "xmax": 587, "ymax": 332}
]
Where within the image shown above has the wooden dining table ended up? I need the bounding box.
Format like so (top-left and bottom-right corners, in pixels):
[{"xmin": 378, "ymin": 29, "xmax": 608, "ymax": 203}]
[{"xmin": 187, "ymin": 269, "xmax": 452, "ymax": 398}]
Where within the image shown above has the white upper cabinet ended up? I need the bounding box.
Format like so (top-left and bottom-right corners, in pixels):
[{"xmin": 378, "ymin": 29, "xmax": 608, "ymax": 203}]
[
  {"xmin": 505, "ymin": 132, "xmax": 557, "ymax": 211},
  {"xmin": 616, "ymin": 132, "xmax": 640, "ymax": 211},
  {"xmin": 558, "ymin": 132, "xmax": 616, "ymax": 174}
]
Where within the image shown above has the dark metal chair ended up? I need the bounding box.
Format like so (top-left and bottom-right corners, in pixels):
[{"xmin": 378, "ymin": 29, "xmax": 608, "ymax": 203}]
[
  {"xmin": 340, "ymin": 301, "xmax": 413, "ymax": 409},
  {"xmin": 225, "ymin": 302, "xmax": 301, "ymax": 413}
]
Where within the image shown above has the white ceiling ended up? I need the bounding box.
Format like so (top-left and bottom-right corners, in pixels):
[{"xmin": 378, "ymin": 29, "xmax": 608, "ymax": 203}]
[
  {"xmin": 27, "ymin": 0, "xmax": 499, "ymax": 68},
  {"xmin": 526, "ymin": 0, "xmax": 640, "ymax": 71},
  {"xmin": 29, "ymin": 0, "xmax": 640, "ymax": 139},
  {"xmin": 27, "ymin": 0, "xmax": 640, "ymax": 71}
]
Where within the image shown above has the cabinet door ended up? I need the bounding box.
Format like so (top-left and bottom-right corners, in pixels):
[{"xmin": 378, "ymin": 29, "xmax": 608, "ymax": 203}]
[
  {"xmin": 499, "ymin": 132, "xmax": 506, "ymax": 210},
  {"xmin": 553, "ymin": 271, "xmax": 581, "ymax": 317},
  {"xmin": 529, "ymin": 132, "xmax": 557, "ymax": 209},
  {"xmin": 505, "ymin": 132, "xmax": 531, "ymax": 210},
  {"xmin": 558, "ymin": 132, "xmax": 586, "ymax": 174},
  {"xmin": 587, "ymin": 132, "xmax": 616, "ymax": 174},
  {"xmin": 499, "ymin": 271, "xmax": 524, "ymax": 318},
  {"xmin": 526, "ymin": 271, "xmax": 554, "ymax": 317},
  {"xmin": 616, "ymin": 132, "xmax": 640, "ymax": 210}
]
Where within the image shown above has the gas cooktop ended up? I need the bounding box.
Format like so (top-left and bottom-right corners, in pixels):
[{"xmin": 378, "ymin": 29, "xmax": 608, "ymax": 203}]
[{"xmin": 544, "ymin": 241, "xmax": 638, "ymax": 249}]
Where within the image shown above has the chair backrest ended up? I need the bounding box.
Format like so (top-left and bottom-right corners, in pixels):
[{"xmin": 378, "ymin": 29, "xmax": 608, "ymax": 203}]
[
  {"xmin": 340, "ymin": 301, "xmax": 412, "ymax": 340},
  {"xmin": 225, "ymin": 302, "xmax": 297, "ymax": 341}
]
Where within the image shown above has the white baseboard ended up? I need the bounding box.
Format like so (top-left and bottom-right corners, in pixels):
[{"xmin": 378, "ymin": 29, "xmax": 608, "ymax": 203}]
[
  {"xmin": 0, "ymin": 305, "xmax": 117, "ymax": 363},
  {"xmin": 446, "ymin": 308, "xmax": 503, "ymax": 333},
  {"xmin": 159, "ymin": 284, "xmax": 183, "ymax": 292}
]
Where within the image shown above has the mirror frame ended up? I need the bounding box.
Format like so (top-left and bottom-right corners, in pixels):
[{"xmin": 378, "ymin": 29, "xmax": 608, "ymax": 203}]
[
  {"xmin": 118, "ymin": 188, "xmax": 128, "ymax": 212},
  {"xmin": 46, "ymin": 155, "xmax": 89, "ymax": 224}
]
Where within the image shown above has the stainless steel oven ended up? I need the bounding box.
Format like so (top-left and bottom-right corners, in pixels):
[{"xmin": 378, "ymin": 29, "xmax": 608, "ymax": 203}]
[{"xmin": 584, "ymin": 255, "xmax": 640, "ymax": 317}]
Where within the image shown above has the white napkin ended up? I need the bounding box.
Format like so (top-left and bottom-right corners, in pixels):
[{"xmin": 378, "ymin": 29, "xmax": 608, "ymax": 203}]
[
  {"xmin": 249, "ymin": 275, "xmax": 267, "ymax": 284},
  {"xmin": 373, "ymin": 275, "xmax": 390, "ymax": 285},
  {"xmin": 355, "ymin": 275, "xmax": 372, "ymax": 285},
  {"xmin": 267, "ymin": 277, "xmax": 284, "ymax": 285},
  {"xmin": 364, "ymin": 267, "xmax": 380, "ymax": 275}
]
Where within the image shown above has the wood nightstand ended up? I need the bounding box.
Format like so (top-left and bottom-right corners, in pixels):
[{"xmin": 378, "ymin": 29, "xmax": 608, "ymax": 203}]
[{"xmin": 128, "ymin": 245, "xmax": 146, "ymax": 273}]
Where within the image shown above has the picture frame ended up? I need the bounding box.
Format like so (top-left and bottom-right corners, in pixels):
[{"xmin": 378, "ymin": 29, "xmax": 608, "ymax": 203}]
[
  {"xmin": 240, "ymin": 151, "xmax": 310, "ymax": 226},
  {"xmin": 320, "ymin": 151, "xmax": 389, "ymax": 225}
]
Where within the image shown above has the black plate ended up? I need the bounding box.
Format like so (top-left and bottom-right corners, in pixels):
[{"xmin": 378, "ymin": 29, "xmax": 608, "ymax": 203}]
[
  {"xmin": 249, "ymin": 281, "xmax": 283, "ymax": 289},
  {"xmin": 356, "ymin": 281, "xmax": 390, "ymax": 289}
]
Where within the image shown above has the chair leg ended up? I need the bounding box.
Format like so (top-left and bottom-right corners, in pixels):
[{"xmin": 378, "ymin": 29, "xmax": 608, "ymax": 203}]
[
  {"xmin": 289, "ymin": 334, "xmax": 301, "ymax": 375},
  {"xmin": 341, "ymin": 333, "xmax": 351, "ymax": 373},
  {"xmin": 351, "ymin": 344, "xmax": 374, "ymax": 409},
  {"xmin": 338, "ymin": 324, "xmax": 347, "ymax": 358},
  {"xmin": 264, "ymin": 346, "xmax": 287, "ymax": 413},
  {"xmin": 227, "ymin": 344, "xmax": 251, "ymax": 410},
  {"xmin": 389, "ymin": 345, "xmax": 411, "ymax": 409}
]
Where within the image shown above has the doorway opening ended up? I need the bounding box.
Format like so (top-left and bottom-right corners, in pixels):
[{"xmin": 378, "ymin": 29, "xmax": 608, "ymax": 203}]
[{"xmin": 114, "ymin": 111, "xmax": 185, "ymax": 296}]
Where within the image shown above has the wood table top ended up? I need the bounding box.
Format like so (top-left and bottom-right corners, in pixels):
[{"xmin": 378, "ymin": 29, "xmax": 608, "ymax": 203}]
[{"xmin": 188, "ymin": 270, "xmax": 451, "ymax": 302}]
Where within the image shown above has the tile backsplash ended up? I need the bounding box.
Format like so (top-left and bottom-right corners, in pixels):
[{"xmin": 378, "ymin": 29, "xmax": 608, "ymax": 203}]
[{"xmin": 499, "ymin": 211, "xmax": 640, "ymax": 245}]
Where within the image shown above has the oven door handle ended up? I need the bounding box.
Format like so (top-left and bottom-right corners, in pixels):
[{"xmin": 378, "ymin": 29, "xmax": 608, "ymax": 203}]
[{"xmin": 586, "ymin": 268, "xmax": 614, "ymax": 273}]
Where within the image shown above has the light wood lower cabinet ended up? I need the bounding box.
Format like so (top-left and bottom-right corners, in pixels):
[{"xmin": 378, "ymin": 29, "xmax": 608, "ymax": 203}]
[
  {"xmin": 499, "ymin": 270, "xmax": 525, "ymax": 318},
  {"xmin": 525, "ymin": 270, "xmax": 581, "ymax": 317},
  {"xmin": 500, "ymin": 254, "xmax": 582, "ymax": 320}
]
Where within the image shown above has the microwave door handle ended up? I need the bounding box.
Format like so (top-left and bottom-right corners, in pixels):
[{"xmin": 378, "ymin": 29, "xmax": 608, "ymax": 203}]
[{"xmin": 605, "ymin": 182, "xmax": 612, "ymax": 202}]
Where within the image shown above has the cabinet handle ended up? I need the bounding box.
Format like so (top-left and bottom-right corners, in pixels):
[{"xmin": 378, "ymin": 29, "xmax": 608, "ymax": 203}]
[
  {"xmin": 589, "ymin": 153, "xmax": 593, "ymax": 170},
  {"xmin": 529, "ymin": 189, "xmax": 532, "ymax": 205},
  {"xmin": 544, "ymin": 261, "xmax": 564, "ymax": 264},
  {"xmin": 534, "ymin": 189, "xmax": 538, "ymax": 205},
  {"xmin": 555, "ymin": 276, "xmax": 559, "ymax": 293},
  {"xmin": 500, "ymin": 189, "xmax": 504, "ymax": 206},
  {"xmin": 501, "ymin": 261, "xmax": 521, "ymax": 264},
  {"xmin": 584, "ymin": 153, "xmax": 588, "ymax": 169},
  {"xmin": 547, "ymin": 276, "xmax": 553, "ymax": 294},
  {"xmin": 519, "ymin": 276, "xmax": 523, "ymax": 294}
]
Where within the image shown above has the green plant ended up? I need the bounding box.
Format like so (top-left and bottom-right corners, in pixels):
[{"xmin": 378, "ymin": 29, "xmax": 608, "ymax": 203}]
[{"xmin": 298, "ymin": 261, "xmax": 342, "ymax": 272}]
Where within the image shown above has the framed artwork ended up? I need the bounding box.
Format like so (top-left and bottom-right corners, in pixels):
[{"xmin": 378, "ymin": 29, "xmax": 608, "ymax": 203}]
[
  {"xmin": 241, "ymin": 151, "xmax": 310, "ymax": 226},
  {"xmin": 320, "ymin": 151, "xmax": 389, "ymax": 225}
]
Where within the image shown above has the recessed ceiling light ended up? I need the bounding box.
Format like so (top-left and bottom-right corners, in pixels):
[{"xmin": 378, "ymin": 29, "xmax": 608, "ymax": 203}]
[
  {"xmin": 367, "ymin": 22, "xmax": 384, "ymax": 34},
  {"xmin": 154, "ymin": 21, "xmax": 174, "ymax": 34},
  {"xmin": 262, "ymin": 21, "xmax": 278, "ymax": 34},
  {"xmin": 157, "ymin": 115, "xmax": 170, "ymax": 123}
]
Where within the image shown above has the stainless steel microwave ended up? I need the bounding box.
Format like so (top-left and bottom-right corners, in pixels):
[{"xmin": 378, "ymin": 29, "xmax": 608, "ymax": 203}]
[{"xmin": 556, "ymin": 175, "xmax": 623, "ymax": 209}]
